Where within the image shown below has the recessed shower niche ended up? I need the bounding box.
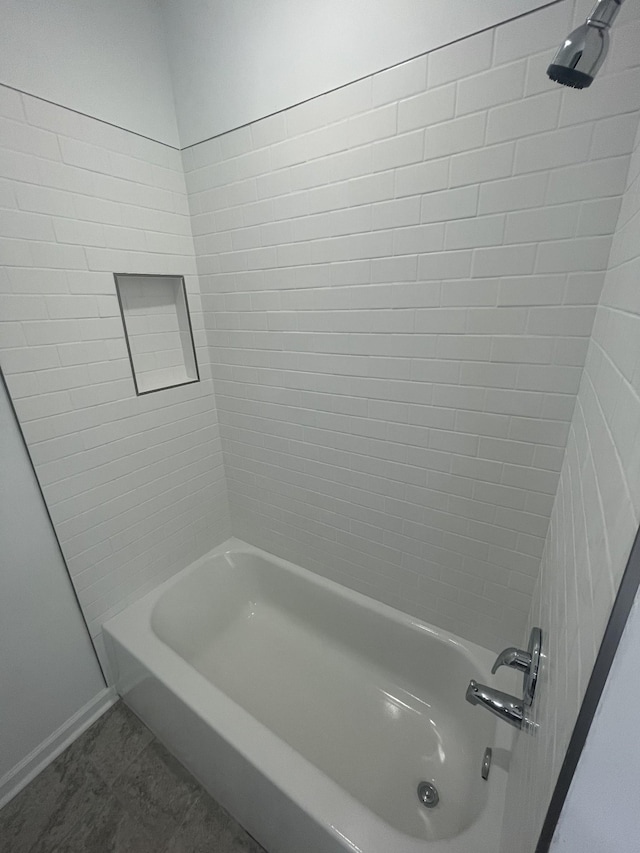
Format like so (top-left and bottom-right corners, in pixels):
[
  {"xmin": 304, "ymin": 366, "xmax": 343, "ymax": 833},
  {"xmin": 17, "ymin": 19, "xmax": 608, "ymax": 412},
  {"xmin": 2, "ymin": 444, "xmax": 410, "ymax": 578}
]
[{"xmin": 114, "ymin": 273, "xmax": 200, "ymax": 395}]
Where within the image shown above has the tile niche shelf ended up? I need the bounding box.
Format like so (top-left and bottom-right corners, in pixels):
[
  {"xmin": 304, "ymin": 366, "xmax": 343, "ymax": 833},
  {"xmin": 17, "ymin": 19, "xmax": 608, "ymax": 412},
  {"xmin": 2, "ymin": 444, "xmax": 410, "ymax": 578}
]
[{"xmin": 114, "ymin": 273, "xmax": 200, "ymax": 395}]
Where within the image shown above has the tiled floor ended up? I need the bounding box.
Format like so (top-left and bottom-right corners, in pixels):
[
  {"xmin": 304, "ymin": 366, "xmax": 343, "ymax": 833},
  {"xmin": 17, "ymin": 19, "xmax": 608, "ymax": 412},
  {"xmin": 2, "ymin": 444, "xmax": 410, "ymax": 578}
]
[{"xmin": 0, "ymin": 702, "xmax": 268, "ymax": 853}]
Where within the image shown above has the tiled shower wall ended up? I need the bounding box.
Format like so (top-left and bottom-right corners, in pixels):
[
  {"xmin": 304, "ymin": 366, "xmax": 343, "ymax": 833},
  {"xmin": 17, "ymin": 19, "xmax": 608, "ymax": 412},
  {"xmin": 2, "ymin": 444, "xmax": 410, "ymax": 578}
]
[
  {"xmin": 1, "ymin": 0, "xmax": 640, "ymax": 666},
  {"xmin": 501, "ymin": 104, "xmax": 640, "ymax": 852},
  {"xmin": 0, "ymin": 87, "xmax": 231, "ymax": 663},
  {"xmin": 183, "ymin": 0, "xmax": 640, "ymax": 650}
]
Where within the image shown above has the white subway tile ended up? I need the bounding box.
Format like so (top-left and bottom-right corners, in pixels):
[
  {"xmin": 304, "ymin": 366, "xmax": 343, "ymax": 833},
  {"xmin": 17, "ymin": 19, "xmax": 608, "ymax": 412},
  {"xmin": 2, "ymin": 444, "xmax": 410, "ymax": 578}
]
[
  {"xmin": 491, "ymin": 336, "xmax": 553, "ymax": 364},
  {"xmin": 472, "ymin": 244, "xmax": 536, "ymax": 278},
  {"xmin": 478, "ymin": 173, "xmax": 548, "ymax": 215},
  {"xmin": 486, "ymin": 91, "xmax": 561, "ymax": 145},
  {"xmin": 546, "ymin": 156, "xmax": 630, "ymax": 204},
  {"xmin": 349, "ymin": 105, "xmax": 397, "ymax": 147},
  {"xmin": 2, "ymin": 344, "xmax": 62, "ymax": 374},
  {"xmin": 53, "ymin": 218, "xmax": 105, "ymax": 246},
  {"xmin": 0, "ymin": 321, "xmax": 27, "ymax": 348},
  {"xmin": 558, "ymin": 68, "xmax": 640, "ymax": 128},
  {"xmin": 428, "ymin": 29, "xmax": 494, "ymax": 88},
  {"xmin": 15, "ymin": 183, "xmax": 75, "ymax": 217},
  {"xmin": 372, "ymin": 197, "xmax": 420, "ymax": 231},
  {"xmin": 577, "ymin": 197, "xmax": 623, "ymax": 237},
  {"xmin": 251, "ymin": 112, "xmax": 287, "ymax": 149},
  {"xmin": 425, "ymin": 112, "xmax": 487, "ymax": 160},
  {"xmin": 393, "ymin": 222, "xmax": 445, "ymax": 255},
  {"xmin": 370, "ymin": 257, "xmax": 420, "ymax": 284},
  {"xmin": 421, "ymin": 185, "xmax": 478, "ymax": 223},
  {"xmin": 508, "ymin": 416, "xmax": 570, "ymax": 447},
  {"xmin": 347, "ymin": 171, "xmax": 395, "ymax": 206},
  {"xmin": 0, "ymin": 208, "xmax": 55, "ymax": 241},
  {"xmin": 46, "ymin": 295, "xmax": 100, "ymax": 320},
  {"xmin": 372, "ymin": 56, "xmax": 428, "ymax": 106},
  {"xmin": 467, "ymin": 307, "xmax": 528, "ymax": 335},
  {"xmin": 323, "ymin": 78, "xmax": 374, "ymax": 125},
  {"xmin": 59, "ymin": 137, "xmax": 112, "ymax": 173},
  {"xmin": 498, "ymin": 275, "xmax": 565, "ymax": 306},
  {"xmin": 372, "ymin": 130, "xmax": 424, "ymax": 172},
  {"xmin": 0, "ymin": 116, "xmax": 61, "ymax": 160},
  {"xmin": 445, "ymin": 214, "xmax": 505, "ymax": 250},
  {"xmin": 517, "ymin": 364, "xmax": 582, "ymax": 394},
  {"xmin": 536, "ymin": 236, "xmax": 613, "ymax": 274},
  {"xmin": 456, "ymin": 61, "xmax": 527, "ymax": 116},
  {"xmin": 0, "ymin": 177, "xmax": 16, "ymax": 208},
  {"xmin": 590, "ymin": 112, "xmax": 640, "ymax": 160},
  {"xmin": 514, "ymin": 125, "xmax": 594, "ymax": 175},
  {"xmin": 504, "ymin": 203, "xmax": 580, "ymax": 244},
  {"xmin": 0, "ymin": 293, "xmax": 49, "ymax": 320},
  {"xmin": 0, "ymin": 86, "xmax": 25, "ymax": 120},
  {"xmin": 397, "ymin": 84, "xmax": 455, "ymax": 134},
  {"xmin": 450, "ymin": 142, "xmax": 515, "ymax": 188},
  {"xmin": 418, "ymin": 250, "xmax": 472, "ymax": 280},
  {"xmin": 395, "ymin": 158, "xmax": 449, "ymax": 198}
]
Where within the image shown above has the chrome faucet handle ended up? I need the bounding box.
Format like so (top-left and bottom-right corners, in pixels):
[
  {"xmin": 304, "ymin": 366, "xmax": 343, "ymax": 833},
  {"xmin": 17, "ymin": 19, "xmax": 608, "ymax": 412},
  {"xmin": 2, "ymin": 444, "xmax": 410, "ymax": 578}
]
[
  {"xmin": 491, "ymin": 646, "xmax": 532, "ymax": 675},
  {"xmin": 467, "ymin": 628, "xmax": 543, "ymax": 727},
  {"xmin": 492, "ymin": 628, "xmax": 543, "ymax": 707}
]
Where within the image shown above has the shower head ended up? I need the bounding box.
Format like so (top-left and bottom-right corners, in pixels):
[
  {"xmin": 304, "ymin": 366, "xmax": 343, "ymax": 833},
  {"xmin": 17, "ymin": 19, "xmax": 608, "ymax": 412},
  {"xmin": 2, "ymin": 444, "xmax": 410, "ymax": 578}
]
[
  {"xmin": 547, "ymin": 21, "xmax": 609, "ymax": 88},
  {"xmin": 547, "ymin": 0, "xmax": 624, "ymax": 89}
]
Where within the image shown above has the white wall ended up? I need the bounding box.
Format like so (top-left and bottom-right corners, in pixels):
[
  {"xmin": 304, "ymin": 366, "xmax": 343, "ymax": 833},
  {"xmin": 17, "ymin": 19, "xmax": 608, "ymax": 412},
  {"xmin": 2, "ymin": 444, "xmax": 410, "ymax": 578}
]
[
  {"xmin": 0, "ymin": 0, "xmax": 557, "ymax": 149},
  {"xmin": 0, "ymin": 372, "xmax": 108, "ymax": 805},
  {"xmin": 550, "ymin": 591, "xmax": 640, "ymax": 852},
  {"xmin": 160, "ymin": 0, "xmax": 556, "ymax": 147},
  {"xmin": 501, "ymin": 51, "xmax": 640, "ymax": 853},
  {"xmin": 0, "ymin": 85, "xmax": 231, "ymax": 666},
  {"xmin": 0, "ymin": 0, "xmax": 180, "ymax": 147},
  {"xmin": 182, "ymin": 0, "xmax": 640, "ymax": 653}
]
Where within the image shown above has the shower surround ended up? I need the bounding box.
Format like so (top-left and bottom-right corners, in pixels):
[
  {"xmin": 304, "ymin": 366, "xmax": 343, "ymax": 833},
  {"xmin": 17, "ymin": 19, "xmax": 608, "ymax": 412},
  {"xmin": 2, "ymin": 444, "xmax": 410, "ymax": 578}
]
[
  {"xmin": 501, "ymin": 95, "xmax": 640, "ymax": 853},
  {"xmin": 1, "ymin": 1, "xmax": 639, "ymax": 663},
  {"xmin": 0, "ymin": 87, "xmax": 231, "ymax": 664},
  {"xmin": 183, "ymin": 4, "xmax": 640, "ymax": 652}
]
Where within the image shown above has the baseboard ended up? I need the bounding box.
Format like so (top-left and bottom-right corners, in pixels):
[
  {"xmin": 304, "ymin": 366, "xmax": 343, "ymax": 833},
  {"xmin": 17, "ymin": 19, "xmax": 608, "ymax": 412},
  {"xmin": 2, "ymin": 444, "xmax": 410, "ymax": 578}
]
[{"xmin": 0, "ymin": 687, "xmax": 117, "ymax": 810}]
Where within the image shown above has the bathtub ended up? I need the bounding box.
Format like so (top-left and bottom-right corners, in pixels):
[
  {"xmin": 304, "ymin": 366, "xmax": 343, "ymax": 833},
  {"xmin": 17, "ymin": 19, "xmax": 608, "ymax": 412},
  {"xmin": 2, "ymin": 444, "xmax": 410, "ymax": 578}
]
[{"xmin": 104, "ymin": 539, "xmax": 514, "ymax": 853}]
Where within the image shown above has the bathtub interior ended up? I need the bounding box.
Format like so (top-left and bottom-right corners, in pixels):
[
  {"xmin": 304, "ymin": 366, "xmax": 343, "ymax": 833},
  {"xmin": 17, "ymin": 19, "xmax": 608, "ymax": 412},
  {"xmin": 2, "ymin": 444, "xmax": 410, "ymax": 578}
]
[{"xmin": 149, "ymin": 549, "xmax": 499, "ymax": 843}]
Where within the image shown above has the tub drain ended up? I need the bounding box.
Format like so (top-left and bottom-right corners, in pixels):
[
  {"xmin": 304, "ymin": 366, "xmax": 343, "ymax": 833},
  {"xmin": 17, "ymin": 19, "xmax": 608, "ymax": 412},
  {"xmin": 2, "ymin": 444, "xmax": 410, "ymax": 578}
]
[{"xmin": 417, "ymin": 781, "xmax": 439, "ymax": 808}]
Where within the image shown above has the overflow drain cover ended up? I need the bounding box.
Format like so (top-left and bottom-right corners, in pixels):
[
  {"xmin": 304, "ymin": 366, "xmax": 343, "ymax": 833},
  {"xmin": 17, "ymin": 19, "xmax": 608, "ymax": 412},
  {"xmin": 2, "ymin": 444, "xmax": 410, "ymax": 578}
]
[{"xmin": 417, "ymin": 781, "xmax": 439, "ymax": 808}]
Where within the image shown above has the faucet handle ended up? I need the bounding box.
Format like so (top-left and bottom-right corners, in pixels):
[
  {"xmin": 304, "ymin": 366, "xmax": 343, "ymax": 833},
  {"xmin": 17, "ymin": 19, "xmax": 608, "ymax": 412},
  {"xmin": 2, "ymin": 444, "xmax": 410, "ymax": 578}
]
[{"xmin": 491, "ymin": 646, "xmax": 532, "ymax": 675}]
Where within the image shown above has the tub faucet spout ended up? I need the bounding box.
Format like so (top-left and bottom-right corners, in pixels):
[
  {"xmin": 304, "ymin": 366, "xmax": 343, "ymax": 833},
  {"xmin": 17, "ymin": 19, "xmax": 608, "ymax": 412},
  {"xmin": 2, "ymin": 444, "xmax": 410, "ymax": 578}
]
[{"xmin": 465, "ymin": 679, "xmax": 523, "ymax": 729}]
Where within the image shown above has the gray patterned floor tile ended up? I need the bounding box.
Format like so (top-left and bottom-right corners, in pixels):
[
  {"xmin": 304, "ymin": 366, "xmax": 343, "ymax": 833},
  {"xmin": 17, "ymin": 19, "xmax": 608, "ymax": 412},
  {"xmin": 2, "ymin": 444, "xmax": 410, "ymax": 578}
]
[
  {"xmin": 110, "ymin": 738, "xmax": 202, "ymax": 845},
  {"xmin": 57, "ymin": 797, "xmax": 157, "ymax": 853},
  {"xmin": 0, "ymin": 702, "xmax": 272, "ymax": 853},
  {"xmin": 0, "ymin": 757, "xmax": 108, "ymax": 853},
  {"xmin": 164, "ymin": 792, "xmax": 267, "ymax": 853},
  {"xmin": 68, "ymin": 702, "xmax": 154, "ymax": 786}
]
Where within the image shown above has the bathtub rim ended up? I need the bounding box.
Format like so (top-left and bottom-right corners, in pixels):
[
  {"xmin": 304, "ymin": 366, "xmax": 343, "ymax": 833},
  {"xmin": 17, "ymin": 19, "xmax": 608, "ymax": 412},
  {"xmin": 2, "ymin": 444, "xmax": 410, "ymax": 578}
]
[{"xmin": 104, "ymin": 537, "xmax": 514, "ymax": 853}]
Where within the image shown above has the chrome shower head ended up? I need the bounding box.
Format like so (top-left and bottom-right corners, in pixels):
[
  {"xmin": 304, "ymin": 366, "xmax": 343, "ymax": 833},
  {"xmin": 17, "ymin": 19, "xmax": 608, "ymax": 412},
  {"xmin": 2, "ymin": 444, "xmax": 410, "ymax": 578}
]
[{"xmin": 547, "ymin": 0, "xmax": 624, "ymax": 89}]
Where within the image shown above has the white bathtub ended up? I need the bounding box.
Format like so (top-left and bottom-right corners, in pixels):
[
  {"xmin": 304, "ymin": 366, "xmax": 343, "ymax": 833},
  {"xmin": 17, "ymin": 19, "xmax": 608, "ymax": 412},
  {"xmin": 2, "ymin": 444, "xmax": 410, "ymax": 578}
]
[{"xmin": 104, "ymin": 539, "xmax": 514, "ymax": 853}]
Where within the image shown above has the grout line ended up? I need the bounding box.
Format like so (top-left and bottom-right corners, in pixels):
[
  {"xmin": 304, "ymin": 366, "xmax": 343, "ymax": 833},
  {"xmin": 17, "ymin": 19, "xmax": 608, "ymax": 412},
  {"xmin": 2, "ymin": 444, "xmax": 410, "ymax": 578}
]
[
  {"xmin": 0, "ymin": 2, "xmax": 565, "ymax": 155},
  {"xmin": 0, "ymin": 81, "xmax": 181, "ymax": 151},
  {"xmin": 180, "ymin": 1, "xmax": 565, "ymax": 151}
]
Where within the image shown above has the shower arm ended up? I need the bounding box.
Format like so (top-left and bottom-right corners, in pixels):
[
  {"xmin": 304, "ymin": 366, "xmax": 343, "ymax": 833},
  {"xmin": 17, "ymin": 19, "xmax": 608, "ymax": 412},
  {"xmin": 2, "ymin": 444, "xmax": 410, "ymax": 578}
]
[{"xmin": 587, "ymin": 0, "xmax": 624, "ymax": 29}]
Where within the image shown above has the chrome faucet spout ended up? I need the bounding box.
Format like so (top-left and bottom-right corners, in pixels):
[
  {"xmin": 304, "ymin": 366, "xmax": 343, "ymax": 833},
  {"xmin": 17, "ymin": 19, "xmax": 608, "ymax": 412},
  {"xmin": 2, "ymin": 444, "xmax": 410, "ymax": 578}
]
[
  {"xmin": 465, "ymin": 679, "xmax": 524, "ymax": 729},
  {"xmin": 464, "ymin": 629, "xmax": 542, "ymax": 729}
]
